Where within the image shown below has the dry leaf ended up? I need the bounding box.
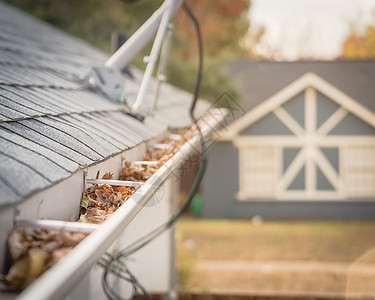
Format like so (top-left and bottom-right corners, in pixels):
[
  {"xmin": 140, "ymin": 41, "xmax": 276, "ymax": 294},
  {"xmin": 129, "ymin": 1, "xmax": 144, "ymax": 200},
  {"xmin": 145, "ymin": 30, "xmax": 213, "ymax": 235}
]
[
  {"xmin": 8, "ymin": 230, "xmax": 28, "ymax": 261},
  {"xmin": 3, "ymin": 228, "xmax": 88, "ymax": 289},
  {"xmin": 47, "ymin": 247, "xmax": 72, "ymax": 268},
  {"xmin": 6, "ymin": 256, "xmax": 29, "ymax": 285},
  {"xmin": 27, "ymin": 248, "xmax": 49, "ymax": 278}
]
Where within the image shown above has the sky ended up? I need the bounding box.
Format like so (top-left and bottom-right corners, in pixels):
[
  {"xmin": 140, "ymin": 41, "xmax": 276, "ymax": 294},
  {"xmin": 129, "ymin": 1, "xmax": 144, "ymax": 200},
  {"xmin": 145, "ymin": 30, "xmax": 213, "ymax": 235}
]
[{"xmin": 249, "ymin": 0, "xmax": 375, "ymax": 60}]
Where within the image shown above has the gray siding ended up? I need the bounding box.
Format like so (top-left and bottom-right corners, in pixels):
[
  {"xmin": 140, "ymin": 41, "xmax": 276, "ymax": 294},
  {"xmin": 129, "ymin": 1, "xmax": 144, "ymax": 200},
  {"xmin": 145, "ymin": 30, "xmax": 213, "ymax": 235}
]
[
  {"xmin": 320, "ymin": 148, "xmax": 339, "ymax": 172},
  {"xmin": 227, "ymin": 60, "xmax": 375, "ymax": 113},
  {"xmin": 282, "ymin": 92, "xmax": 305, "ymax": 128},
  {"xmin": 239, "ymin": 112, "xmax": 293, "ymax": 135},
  {"xmin": 317, "ymin": 91, "xmax": 340, "ymax": 127},
  {"xmin": 288, "ymin": 166, "xmax": 305, "ymax": 190},
  {"xmin": 283, "ymin": 148, "xmax": 301, "ymax": 172},
  {"xmin": 202, "ymin": 142, "xmax": 239, "ymax": 218},
  {"xmin": 317, "ymin": 168, "xmax": 334, "ymax": 190},
  {"xmin": 226, "ymin": 200, "xmax": 375, "ymax": 220},
  {"xmin": 329, "ymin": 112, "xmax": 375, "ymax": 135}
]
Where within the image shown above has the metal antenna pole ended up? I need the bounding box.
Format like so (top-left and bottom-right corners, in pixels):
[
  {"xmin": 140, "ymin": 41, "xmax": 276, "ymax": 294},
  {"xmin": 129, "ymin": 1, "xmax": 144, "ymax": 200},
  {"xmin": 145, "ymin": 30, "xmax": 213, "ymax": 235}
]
[
  {"xmin": 132, "ymin": 0, "xmax": 177, "ymax": 112},
  {"xmin": 105, "ymin": 0, "xmax": 183, "ymax": 71},
  {"xmin": 153, "ymin": 23, "xmax": 174, "ymax": 111},
  {"xmin": 81, "ymin": 0, "xmax": 184, "ymax": 105}
]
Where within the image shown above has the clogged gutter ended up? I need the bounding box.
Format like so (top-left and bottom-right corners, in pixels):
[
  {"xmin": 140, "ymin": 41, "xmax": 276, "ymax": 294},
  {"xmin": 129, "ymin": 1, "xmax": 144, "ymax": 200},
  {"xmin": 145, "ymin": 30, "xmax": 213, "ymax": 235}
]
[
  {"xmin": 1, "ymin": 121, "xmax": 204, "ymax": 291},
  {"xmin": 79, "ymin": 125, "xmax": 194, "ymax": 224},
  {"xmin": 79, "ymin": 172, "xmax": 137, "ymax": 224},
  {"xmin": 2, "ymin": 228, "xmax": 88, "ymax": 290}
]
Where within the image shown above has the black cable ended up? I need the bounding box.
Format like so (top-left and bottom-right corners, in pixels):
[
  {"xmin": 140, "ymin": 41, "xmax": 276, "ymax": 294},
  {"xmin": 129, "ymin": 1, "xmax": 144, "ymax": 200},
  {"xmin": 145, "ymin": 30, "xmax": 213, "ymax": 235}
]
[
  {"xmin": 100, "ymin": 2, "xmax": 205, "ymax": 298},
  {"xmin": 183, "ymin": 2, "xmax": 203, "ymax": 123},
  {"xmin": 99, "ymin": 257, "xmax": 149, "ymax": 300}
]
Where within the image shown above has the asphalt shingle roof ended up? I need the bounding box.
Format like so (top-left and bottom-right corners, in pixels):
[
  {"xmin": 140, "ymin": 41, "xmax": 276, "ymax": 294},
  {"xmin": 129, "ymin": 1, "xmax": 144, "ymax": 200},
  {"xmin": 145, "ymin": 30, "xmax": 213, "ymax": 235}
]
[
  {"xmin": 228, "ymin": 60, "xmax": 375, "ymax": 113},
  {"xmin": 0, "ymin": 1, "xmax": 204, "ymax": 210}
]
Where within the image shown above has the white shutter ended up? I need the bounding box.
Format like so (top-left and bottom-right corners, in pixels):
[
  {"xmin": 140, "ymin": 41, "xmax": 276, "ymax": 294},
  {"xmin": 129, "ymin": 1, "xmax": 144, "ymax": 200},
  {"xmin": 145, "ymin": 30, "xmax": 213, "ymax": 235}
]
[
  {"xmin": 239, "ymin": 146, "xmax": 275, "ymax": 198},
  {"xmin": 343, "ymin": 145, "xmax": 375, "ymax": 197}
]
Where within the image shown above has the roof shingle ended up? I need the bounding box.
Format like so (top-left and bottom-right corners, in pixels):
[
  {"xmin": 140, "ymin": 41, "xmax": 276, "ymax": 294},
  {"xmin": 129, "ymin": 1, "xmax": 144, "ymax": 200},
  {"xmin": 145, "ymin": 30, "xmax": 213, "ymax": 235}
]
[{"xmin": 0, "ymin": 1, "xmax": 208, "ymax": 210}]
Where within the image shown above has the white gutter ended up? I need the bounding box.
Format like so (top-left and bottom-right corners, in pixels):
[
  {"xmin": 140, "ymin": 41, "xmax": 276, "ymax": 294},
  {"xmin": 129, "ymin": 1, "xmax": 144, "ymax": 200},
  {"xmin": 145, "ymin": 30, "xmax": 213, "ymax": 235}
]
[{"xmin": 17, "ymin": 109, "xmax": 225, "ymax": 300}]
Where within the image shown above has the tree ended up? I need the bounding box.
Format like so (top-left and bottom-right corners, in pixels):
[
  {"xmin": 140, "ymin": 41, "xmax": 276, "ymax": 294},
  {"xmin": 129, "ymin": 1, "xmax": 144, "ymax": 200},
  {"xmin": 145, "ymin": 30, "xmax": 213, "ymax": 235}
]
[
  {"xmin": 174, "ymin": 0, "xmax": 250, "ymax": 59},
  {"xmin": 341, "ymin": 13, "xmax": 375, "ymax": 59},
  {"xmin": 5, "ymin": 0, "xmax": 163, "ymax": 52}
]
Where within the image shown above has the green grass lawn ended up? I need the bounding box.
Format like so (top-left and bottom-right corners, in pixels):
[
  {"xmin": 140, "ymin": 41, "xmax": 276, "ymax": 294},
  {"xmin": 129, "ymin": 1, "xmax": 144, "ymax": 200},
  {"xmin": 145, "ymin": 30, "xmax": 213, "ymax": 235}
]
[{"xmin": 176, "ymin": 217, "xmax": 375, "ymax": 262}]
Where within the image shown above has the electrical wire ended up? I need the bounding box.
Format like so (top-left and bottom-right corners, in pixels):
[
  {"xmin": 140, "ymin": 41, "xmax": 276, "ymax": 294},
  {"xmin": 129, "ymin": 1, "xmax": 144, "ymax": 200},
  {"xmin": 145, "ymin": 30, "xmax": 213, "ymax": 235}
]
[
  {"xmin": 100, "ymin": 2, "xmax": 205, "ymax": 298},
  {"xmin": 98, "ymin": 255, "xmax": 149, "ymax": 300},
  {"xmin": 183, "ymin": 2, "xmax": 203, "ymax": 124}
]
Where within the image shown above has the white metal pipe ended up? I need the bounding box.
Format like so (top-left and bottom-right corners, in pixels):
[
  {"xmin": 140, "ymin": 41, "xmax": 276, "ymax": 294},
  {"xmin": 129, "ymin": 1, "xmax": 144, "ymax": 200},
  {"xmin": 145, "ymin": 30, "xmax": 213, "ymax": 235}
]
[
  {"xmin": 153, "ymin": 22, "xmax": 174, "ymax": 110},
  {"xmin": 105, "ymin": 0, "xmax": 184, "ymax": 71},
  {"xmin": 86, "ymin": 179, "xmax": 144, "ymax": 186},
  {"xmin": 15, "ymin": 219, "xmax": 99, "ymax": 233},
  {"xmin": 133, "ymin": 160, "xmax": 159, "ymax": 166},
  {"xmin": 151, "ymin": 143, "xmax": 173, "ymax": 150},
  {"xmin": 168, "ymin": 134, "xmax": 183, "ymax": 141},
  {"xmin": 132, "ymin": 0, "xmax": 177, "ymax": 112}
]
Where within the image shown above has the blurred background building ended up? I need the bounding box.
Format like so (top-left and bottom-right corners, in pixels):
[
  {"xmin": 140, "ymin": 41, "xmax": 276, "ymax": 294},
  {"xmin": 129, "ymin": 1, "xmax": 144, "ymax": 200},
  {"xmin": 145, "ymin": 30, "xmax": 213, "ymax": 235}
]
[{"xmin": 202, "ymin": 60, "xmax": 375, "ymax": 219}]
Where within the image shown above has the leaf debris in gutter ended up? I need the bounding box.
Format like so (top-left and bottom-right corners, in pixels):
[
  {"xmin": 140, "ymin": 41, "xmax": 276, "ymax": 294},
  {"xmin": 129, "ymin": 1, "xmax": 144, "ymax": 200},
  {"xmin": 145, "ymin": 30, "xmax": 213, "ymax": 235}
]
[
  {"xmin": 2, "ymin": 228, "xmax": 88, "ymax": 290},
  {"xmin": 79, "ymin": 126, "xmax": 194, "ymax": 224},
  {"xmin": 79, "ymin": 172, "xmax": 137, "ymax": 224}
]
